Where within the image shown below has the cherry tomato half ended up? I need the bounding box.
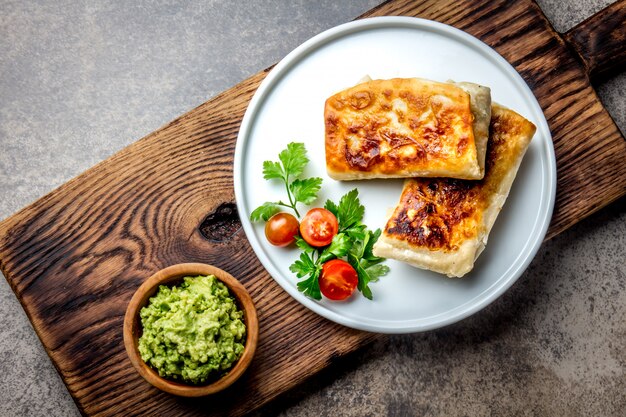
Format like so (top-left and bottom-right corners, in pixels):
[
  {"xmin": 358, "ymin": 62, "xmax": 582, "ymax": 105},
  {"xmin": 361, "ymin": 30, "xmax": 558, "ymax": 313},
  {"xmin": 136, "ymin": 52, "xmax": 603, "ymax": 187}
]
[
  {"xmin": 320, "ymin": 259, "xmax": 358, "ymax": 301},
  {"xmin": 265, "ymin": 212, "xmax": 299, "ymax": 247},
  {"xmin": 299, "ymin": 208, "xmax": 339, "ymax": 247}
]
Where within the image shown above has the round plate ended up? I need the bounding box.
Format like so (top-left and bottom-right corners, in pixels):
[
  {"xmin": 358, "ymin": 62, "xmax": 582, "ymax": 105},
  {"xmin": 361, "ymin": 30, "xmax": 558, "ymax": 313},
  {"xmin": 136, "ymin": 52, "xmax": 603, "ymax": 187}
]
[{"xmin": 234, "ymin": 17, "xmax": 556, "ymax": 333}]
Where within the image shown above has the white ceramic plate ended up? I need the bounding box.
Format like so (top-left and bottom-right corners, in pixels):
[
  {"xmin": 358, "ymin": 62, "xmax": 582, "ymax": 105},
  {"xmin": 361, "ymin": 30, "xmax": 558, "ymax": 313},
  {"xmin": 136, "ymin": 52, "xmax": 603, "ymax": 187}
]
[{"xmin": 234, "ymin": 17, "xmax": 556, "ymax": 334}]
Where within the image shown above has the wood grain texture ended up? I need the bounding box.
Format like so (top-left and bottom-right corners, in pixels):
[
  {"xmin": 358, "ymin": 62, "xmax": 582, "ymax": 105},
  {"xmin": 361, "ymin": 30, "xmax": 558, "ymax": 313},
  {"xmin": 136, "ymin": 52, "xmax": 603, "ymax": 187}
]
[
  {"xmin": 0, "ymin": 0, "xmax": 625, "ymax": 416},
  {"xmin": 564, "ymin": 0, "xmax": 626, "ymax": 79}
]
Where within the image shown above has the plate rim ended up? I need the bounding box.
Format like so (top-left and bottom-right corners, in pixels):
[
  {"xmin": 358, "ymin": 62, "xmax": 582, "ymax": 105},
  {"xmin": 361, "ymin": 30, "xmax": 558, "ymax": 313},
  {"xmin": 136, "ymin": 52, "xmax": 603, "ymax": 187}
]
[{"xmin": 234, "ymin": 16, "xmax": 556, "ymax": 334}]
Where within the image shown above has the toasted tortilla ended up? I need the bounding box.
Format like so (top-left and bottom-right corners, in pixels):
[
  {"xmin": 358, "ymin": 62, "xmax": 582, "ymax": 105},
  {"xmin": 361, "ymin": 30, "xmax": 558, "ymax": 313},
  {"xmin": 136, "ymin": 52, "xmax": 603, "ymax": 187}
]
[
  {"xmin": 372, "ymin": 104, "xmax": 536, "ymax": 277},
  {"xmin": 324, "ymin": 77, "xmax": 491, "ymax": 180}
]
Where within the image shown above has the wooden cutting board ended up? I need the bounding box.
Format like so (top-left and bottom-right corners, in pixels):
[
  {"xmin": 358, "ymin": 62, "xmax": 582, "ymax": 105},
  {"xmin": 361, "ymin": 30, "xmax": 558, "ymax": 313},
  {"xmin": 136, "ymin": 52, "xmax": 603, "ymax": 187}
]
[{"xmin": 1, "ymin": 0, "xmax": 625, "ymax": 415}]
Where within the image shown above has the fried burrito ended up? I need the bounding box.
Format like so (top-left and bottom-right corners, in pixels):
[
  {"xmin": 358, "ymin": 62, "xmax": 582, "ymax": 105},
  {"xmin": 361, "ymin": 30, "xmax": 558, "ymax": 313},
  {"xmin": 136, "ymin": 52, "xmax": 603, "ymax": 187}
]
[
  {"xmin": 324, "ymin": 77, "xmax": 491, "ymax": 180},
  {"xmin": 372, "ymin": 104, "xmax": 536, "ymax": 277}
]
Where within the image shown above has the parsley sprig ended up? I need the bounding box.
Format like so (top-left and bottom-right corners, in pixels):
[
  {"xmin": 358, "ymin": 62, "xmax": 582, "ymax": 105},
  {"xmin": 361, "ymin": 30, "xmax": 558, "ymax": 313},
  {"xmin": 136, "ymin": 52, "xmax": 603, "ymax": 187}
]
[
  {"xmin": 250, "ymin": 142, "xmax": 322, "ymax": 220},
  {"xmin": 289, "ymin": 189, "xmax": 389, "ymax": 300},
  {"xmin": 250, "ymin": 142, "xmax": 389, "ymax": 300}
]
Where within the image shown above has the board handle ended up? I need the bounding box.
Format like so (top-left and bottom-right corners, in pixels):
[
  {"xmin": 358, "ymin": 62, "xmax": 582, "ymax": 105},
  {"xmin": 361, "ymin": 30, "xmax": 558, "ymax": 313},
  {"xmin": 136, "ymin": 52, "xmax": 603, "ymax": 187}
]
[{"xmin": 564, "ymin": 0, "xmax": 626, "ymax": 80}]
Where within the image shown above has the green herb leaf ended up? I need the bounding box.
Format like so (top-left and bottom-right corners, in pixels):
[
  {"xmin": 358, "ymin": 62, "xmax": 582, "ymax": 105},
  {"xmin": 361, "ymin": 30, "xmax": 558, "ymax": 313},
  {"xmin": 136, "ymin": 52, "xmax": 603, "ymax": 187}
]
[
  {"xmin": 324, "ymin": 199, "xmax": 339, "ymax": 217},
  {"xmin": 362, "ymin": 229, "xmax": 384, "ymax": 262},
  {"xmin": 279, "ymin": 142, "xmax": 309, "ymax": 178},
  {"xmin": 363, "ymin": 263, "xmax": 390, "ymax": 283},
  {"xmin": 337, "ymin": 189, "xmax": 365, "ymax": 230},
  {"xmin": 250, "ymin": 202, "xmax": 280, "ymax": 222},
  {"xmin": 254, "ymin": 142, "xmax": 319, "ymax": 219},
  {"xmin": 290, "ymin": 177, "xmax": 323, "ymax": 205},
  {"xmin": 348, "ymin": 253, "xmax": 373, "ymax": 300},
  {"xmin": 326, "ymin": 233, "xmax": 352, "ymax": 258},
  {"xmin": 348, "ymin": 229, "xmax": 367, "ymax": 259},
  {"xmin": 346, "ymin": 229, "xmax": 389, "ymax": 300},
  {"xmin": 319, "ymin": 233, "xmax": 352, "ymax": 264},
  {"xmin": 262, "ymin": 160, "xmax": 285, "ymax": 181},
  {"xmin": 290, "ymin": 252, "xmax": 322, "ymax": 300},
  {"xmin": 296, "ymin": 269, "xmax": 322, "ymax": 300},
  {"xmin": 294, "ymin": 236, "xmax": 315, "ymax": 253},
  {"xmin": 343, "ymin": 224, "xmax": 367, "ymax": 242},
  {"xmin": 290, "ymin": 252, "xmax": 317, "ymax": 277}
]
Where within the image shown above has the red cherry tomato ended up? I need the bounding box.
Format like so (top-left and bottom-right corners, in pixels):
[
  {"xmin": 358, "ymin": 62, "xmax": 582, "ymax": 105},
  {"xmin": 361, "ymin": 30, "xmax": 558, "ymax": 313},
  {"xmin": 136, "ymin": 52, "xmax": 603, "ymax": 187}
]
[
  {"xmin": 320, "ymin": 259, "xmax": 358, "ymax": 301},
  {"xmin": 265, "ymin": 212, "xmax": 299, "ymax": 247},
  {"xmin": 299, "ymin": 208, "xmax": 338, "ymax": 247}
]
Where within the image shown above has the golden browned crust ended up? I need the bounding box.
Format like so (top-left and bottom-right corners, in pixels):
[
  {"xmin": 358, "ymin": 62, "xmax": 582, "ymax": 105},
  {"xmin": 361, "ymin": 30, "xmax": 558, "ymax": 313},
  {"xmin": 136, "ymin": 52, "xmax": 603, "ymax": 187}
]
[
  {"xmin": 383, "ymin": 179, "xmax": 481, "ymax": 251},
  {"xmin": 372, "ymin": 104, "xmax": 536, "ymax": 277},
  {"xmin": 324, "ymin": 78, "xmax": 491, "ymax": 180}
]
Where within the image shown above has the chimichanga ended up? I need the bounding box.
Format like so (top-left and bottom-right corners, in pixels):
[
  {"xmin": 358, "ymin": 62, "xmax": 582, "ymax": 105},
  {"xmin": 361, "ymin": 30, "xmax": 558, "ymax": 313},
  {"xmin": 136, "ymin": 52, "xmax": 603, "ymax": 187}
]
[
  {"xmin": 324, "ymin": 77, "xmax": 491, "ymax": 181},
  {"xmin": 371, "ymin": 104, "xmax": 536, "ymax": 277}
]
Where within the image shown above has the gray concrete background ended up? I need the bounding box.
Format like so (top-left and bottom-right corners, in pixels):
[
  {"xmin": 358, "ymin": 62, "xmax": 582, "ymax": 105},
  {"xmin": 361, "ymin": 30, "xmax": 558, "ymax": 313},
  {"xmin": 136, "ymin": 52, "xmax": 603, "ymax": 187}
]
[{"xmin": 0, "ymin": 1, "xmax": 624, "ymax": 416}]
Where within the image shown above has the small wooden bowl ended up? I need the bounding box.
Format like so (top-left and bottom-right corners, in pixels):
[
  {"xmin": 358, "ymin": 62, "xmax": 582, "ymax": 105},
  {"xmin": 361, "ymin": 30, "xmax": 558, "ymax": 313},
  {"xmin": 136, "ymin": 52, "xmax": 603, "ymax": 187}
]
[{"xmin": 123, "ymin": 263, "xmax": 258, "ymax": 397}]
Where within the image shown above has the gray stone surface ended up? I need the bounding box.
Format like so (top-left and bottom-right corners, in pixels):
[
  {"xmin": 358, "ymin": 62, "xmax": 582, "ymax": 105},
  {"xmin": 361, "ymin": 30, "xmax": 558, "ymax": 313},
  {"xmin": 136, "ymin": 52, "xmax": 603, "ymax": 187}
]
[{"xmin": 0, "ymin": 1, "xmax": 624, "ymax": 416}]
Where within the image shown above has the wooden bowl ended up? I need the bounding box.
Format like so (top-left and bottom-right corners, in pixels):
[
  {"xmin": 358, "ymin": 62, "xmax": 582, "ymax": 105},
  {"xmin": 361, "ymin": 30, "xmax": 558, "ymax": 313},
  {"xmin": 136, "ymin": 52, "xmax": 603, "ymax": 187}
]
[{"xmin": 123, "ymin": 263, "xmax": 258, "ymax": 397}]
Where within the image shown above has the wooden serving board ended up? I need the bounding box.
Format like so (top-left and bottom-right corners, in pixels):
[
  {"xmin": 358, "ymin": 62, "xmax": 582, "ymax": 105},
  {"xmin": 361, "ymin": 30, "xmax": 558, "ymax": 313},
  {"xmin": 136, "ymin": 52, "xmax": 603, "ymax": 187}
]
[{"xmin": 1, "ymin": 0, "xmax": 625, "ymax": 416}]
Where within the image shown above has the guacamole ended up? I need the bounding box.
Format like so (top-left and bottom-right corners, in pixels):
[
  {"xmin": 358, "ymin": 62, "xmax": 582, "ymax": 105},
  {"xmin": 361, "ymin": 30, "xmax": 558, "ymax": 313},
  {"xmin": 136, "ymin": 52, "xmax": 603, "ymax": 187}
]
[{"xmin": 138, "ymin": 275, "xmax": 246, "ymax": 384}]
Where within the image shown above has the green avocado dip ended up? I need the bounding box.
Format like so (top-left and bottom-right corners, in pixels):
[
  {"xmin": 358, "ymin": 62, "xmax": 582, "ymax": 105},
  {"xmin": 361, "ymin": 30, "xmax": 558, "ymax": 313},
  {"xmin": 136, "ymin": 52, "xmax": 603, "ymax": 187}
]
[{"xmin": 137, "ymin": 275, "xmax": 246, "ymax": 385}]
